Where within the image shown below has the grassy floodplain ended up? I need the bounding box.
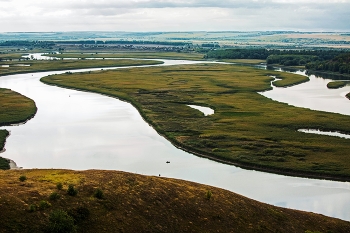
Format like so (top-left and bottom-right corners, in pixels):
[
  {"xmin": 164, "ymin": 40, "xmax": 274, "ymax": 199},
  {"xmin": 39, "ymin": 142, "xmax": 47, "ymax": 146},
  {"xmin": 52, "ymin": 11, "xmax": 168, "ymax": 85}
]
[
  {"xmin": 42, "ymin": 63, "xmax": 350, "ymax": 181},
  {"xmin": 50, "ymin": 51, "xmax": 205, "ymax": 60},
  {"xmin": 0, "ymin": 88, "xmax": 37, "ymax": 169},
  {"xmin": 0, "ymin": 169, "xmax": 349, "ymax": 232},
  {"xmin": 0, "ymin": 59, "xmax": 163, "ymax": 76}
]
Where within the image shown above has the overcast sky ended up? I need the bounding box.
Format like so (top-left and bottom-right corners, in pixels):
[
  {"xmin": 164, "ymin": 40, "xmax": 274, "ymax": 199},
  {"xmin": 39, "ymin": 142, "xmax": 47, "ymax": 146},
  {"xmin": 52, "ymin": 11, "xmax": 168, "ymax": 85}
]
[{"xmin": 1, "ymin": 0, "xmax": 349, "ymax": 32}]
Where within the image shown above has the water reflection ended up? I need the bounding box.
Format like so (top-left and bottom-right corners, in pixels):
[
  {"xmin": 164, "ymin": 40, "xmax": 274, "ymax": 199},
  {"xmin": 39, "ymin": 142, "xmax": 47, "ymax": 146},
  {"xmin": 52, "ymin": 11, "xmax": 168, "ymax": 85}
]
[
  {"xmin": 298, "ymin": 129, "xmax": 350, "ymax": 139},
  {"xmin": 187, "ymin": 105, "xmax": 214, "ymax": 116},
  {"xmin": 0, "ymin": 59, "xmax": 350, "ymax": 221},
  {"xmin": 260, "ymin": 70, "xmax": 350, "ymax": 116}
]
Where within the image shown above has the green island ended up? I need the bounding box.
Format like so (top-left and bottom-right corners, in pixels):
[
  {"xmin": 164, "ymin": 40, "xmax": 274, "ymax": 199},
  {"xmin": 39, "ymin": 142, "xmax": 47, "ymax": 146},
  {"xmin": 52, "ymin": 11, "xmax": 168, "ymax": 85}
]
[
  {"xmin": 41, "ymin": 62, "xmax": 350, "ymax": 181},
  {"xmin": 327, "ymin": 81, "xmax": 349, "ymax": 89},
  {"xmin": 0, "ymin": 58, "xmax": 163, "ymax": 77},
  {"xmin": 0, "ymin": 88, "xmax": 37, "ymax": 169},
  {"xmin": 1, "ymin": 169, "xmax": 349, "ymax": 232}
]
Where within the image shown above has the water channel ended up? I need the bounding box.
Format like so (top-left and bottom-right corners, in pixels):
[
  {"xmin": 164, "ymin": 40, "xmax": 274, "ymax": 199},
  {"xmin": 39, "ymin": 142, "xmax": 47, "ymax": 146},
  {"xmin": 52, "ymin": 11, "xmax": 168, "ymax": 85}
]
[{"xmin": 1, "ymin": 57, "xmax": 350, "ymax": 221}]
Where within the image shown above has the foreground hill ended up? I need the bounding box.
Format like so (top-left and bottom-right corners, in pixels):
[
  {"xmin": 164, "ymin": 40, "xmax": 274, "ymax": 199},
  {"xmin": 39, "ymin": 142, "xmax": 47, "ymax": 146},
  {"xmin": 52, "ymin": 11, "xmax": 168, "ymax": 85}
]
[{"xmin": 0, "ymin": 169, "xmax": 349, "ymax": 233}]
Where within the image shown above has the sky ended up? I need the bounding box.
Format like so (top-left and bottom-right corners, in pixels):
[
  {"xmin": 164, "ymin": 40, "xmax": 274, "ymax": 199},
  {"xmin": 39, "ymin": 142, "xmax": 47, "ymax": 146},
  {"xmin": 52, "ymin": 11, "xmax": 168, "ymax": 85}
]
[{"xmin": 0, "ymin": 0, "xmax": 350, "ymax": 32}]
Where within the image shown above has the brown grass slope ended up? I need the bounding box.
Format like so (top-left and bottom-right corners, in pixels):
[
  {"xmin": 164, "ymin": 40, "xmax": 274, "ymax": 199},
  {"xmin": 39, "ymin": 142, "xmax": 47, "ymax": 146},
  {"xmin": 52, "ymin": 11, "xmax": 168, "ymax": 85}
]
[{"xmin": 0, "ymin": 169, "xmax": 348, "ymax": 233}]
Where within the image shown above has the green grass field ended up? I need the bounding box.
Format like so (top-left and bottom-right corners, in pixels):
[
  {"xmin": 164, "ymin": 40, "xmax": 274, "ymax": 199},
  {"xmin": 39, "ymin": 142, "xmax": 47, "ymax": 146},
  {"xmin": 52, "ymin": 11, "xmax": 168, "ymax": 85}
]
[
  {"xmin": 0, "ymin": 59, "xmax": 163, "ymax": 76},
  {"xmin": 327, "ymin": 81, "xmax": 350, "ymax": 89},
  {"xmin": 41, "ymin": 63, "xmax": 350, "ymax": 180}
]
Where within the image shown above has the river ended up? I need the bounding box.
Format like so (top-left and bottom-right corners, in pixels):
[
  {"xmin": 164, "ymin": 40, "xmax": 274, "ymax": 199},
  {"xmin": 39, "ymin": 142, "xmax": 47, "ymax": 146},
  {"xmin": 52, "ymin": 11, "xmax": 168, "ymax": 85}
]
[{"xmin": 0, "ymin": 57, "xmax": 350, "ymax": 221}]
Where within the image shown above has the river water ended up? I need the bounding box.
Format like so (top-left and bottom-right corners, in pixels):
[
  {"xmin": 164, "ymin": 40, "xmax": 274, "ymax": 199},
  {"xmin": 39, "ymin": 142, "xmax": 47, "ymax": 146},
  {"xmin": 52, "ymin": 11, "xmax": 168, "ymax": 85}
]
[{"xmin": 1, "ymin": 58, "xmax": 350, "ymax": 221}]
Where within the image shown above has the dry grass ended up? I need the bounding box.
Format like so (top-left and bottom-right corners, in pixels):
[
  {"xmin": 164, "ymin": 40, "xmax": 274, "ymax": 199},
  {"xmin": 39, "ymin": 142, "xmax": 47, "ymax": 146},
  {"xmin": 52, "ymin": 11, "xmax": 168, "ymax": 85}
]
[{"xmin": 0, "ymin": 169, "xmax": 349, "ymax": 233}]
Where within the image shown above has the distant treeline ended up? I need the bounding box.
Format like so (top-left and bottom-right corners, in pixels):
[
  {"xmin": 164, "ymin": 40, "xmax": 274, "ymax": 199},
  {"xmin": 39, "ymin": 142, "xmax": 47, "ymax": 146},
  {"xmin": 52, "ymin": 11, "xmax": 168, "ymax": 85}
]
[
  {"xmin": 306, "ymin": 53, "xmax": 350, "ymax": 74},
  {"xmin": 206, "ymin": 48, "xmax": 350, "ymax": 74},
  {"xmin": 201, "ymin": 43, "xmax": 220, "ymax": 48},
  {"xmin": 56, "ymin": 40, "xmax": 191, "ymax": 46},
  {"xmin": 205, "ymin": 48, "xmax": 269, "ymax": 59},
  {"xmin": 206, "ymin": 48, "xmax": 346, "ymax": 61},
  {"xmin": 0, "ymin": 40, "xmax": 55, "ymax": 47},
  {"xmin": 0, "ymin": 40, "xmax": 191, "ymax": 47}
]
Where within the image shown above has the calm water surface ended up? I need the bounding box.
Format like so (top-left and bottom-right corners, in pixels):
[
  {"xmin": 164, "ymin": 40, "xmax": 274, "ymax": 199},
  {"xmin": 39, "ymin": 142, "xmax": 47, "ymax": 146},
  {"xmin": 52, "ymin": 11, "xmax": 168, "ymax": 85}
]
[
  {"xmin": 260, "ymin": 70, "xmax": 350, "ymax": 116},
  {"xmin": 0, "ymin": 59, "xmax": 350, "ymax": 221}
]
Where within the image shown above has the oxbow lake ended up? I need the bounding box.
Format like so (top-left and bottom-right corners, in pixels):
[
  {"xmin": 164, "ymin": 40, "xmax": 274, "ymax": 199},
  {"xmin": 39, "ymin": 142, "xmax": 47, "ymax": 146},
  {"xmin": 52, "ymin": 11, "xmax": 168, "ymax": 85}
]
[{"xmin": 1, "ymin": 57, "xmax": 350, "ymax": 221}]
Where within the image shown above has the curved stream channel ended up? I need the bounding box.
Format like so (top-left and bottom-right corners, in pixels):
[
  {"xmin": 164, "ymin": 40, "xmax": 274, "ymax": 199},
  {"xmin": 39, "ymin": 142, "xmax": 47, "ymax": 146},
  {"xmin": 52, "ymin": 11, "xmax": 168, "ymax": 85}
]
[{"xmin": 1, "ymin": 58, "xmax": 350, "ymax": 221}]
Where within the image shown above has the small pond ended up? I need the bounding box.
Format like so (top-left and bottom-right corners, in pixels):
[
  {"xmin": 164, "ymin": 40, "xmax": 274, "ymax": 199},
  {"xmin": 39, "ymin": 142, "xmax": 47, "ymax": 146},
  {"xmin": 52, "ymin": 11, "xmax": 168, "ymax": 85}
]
[{"xmin": 187, "ymin": 105, "xmax": 214, "ymax": 116}]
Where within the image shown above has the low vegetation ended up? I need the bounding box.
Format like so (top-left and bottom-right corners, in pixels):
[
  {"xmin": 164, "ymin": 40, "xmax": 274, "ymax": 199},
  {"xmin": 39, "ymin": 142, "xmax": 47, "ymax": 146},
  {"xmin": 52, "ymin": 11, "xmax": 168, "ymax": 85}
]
[
  {"xmin": 327, "ymin": 81, "xmax": 349, "ymax": 89},
  {"xmin": 0, "ymin": 59, "xmax": 162, "ymax": 76},
  {"xmin": 0, "ymin": 157, "xmax": 10, "ymax": 170},
  {"xmin": 0, "ymin": 88, "xmax": 37, "ymax": 169},
  {"xmin": 50, "ymin": 51, "xmax": 204, "ymax": 60},
  {"xmin": 306, "ymin": 53, "xmax": 350, "ymax": 75},
  {"xmin": 0, "ymin": 169, "xmax": 349, "ymax": 232},
  {"xmin": 41, "ymin": 63, "xmax": 350, "ymax": 180}
]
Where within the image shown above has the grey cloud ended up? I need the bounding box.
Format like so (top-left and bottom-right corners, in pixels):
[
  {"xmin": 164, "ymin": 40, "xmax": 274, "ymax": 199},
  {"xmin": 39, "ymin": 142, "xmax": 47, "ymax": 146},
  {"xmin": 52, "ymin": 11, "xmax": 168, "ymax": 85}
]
[{"xmin": 62, "ymin": 0, "xmax": 350, "ymax": 10}]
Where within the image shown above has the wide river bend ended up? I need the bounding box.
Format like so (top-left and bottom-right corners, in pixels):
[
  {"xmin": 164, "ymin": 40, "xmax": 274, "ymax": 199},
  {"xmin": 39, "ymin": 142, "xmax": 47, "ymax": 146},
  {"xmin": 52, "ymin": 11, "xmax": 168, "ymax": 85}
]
[{"xmin": 0, "ymin": 58, "xmax": 350, "ymax": 221}]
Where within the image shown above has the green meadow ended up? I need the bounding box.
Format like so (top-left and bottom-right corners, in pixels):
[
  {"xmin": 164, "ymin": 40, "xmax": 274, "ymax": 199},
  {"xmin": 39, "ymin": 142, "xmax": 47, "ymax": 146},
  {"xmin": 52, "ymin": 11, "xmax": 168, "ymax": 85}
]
[
  {"xmin": 0, "ymin": 59, "xmax": 162, "ymax": 76},
  {"xmin": 327, "ymin": 81, "xmax": 350, "ymax": 89},
  {"xmin": 42, "ymin": 63, "xmax": 350, "ymax": 180}
]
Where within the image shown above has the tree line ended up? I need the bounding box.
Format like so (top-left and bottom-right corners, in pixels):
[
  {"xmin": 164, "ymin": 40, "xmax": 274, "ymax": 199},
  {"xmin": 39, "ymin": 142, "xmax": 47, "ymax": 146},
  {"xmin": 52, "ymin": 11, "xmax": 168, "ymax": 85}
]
[
  {"xmin": 0, "ymin": 40, "xmax": 191, "ymax": 47},
  {"xmin": 306, "ymin": 53, "xmax": 350, "ymax": 74},
  {"xmin": 205, "ymin": 48, "xmax": 350, "ymax": 74}
]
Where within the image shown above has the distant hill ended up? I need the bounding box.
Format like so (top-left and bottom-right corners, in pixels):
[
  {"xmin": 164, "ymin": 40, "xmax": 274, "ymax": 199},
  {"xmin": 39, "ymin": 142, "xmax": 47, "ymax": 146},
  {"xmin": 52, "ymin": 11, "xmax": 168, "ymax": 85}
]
[{"xmin": 0, "ymin": 169, "xmax": 349, "ymax": 233}]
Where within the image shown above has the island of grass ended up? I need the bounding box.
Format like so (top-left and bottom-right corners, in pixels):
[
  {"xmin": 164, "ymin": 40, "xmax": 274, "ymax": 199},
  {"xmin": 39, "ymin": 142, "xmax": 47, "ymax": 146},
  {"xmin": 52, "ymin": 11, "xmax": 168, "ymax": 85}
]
[
  {"xmin": 0, "ymin": 169, "xmax": 349, "ymax": 232},
  {"xmin": 327, "ymin": 81, "xmax": 349, "ymax": 89},
  {"xmin": 41, "ymin": 63, "xmax": 350, "ymax": 181},
  {"xmin": 0, "ymin": 88, "xmax": 37, "ymax": 169},
  {"xmin": 347, "ymin": 92, "xmax": 350, "ymax": 100},
  {"xmin": 0, "ymin": 58, "xmax": 163, "ymax": 76}
]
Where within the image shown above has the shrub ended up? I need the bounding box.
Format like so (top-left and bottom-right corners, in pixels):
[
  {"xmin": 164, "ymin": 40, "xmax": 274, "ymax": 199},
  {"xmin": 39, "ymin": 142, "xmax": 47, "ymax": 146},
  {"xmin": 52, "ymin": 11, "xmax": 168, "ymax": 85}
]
[
  {"xmin": 28, "ymin": 204, "xmax": 37, "ymax": 212},
  {"xmin": 68, "ymin": 207, "xmax": 90, "ymax": 223},
  {"xmin": 39, "ymin": 200, "xmax": 51, "ymax": 210},
  {"xmin": 19, "ymin": 175, "xmax": 27, "ymax": 182},
  {"xmin": 67, "ymin": 184, "xmax": 78, "ymax": 196},
  {"xmin": 94, "ymin": 188, "xmax": 104, "ymax": 199},
  {"xmin": 49, "ymin": 192, "xmax": 60, "ymax": 201},
  {"xmin": 47, "ymin": 209, "xmax": 76, "ymax": 233},
  {"xmin": 206, "ymin": 190, "xmax": 212, "ymax": 200},
  {"xmin": 56, "ymin": 182, "xmax": 63, "ymax": 190}
]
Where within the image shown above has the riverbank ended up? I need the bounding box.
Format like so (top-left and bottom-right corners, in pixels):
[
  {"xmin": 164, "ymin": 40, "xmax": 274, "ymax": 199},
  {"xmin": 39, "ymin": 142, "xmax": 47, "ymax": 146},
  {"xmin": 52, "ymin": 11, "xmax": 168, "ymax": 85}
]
[
  {"xmin": 0, "ymin": 59, "xmax": 163, "ymax": 76},
  {"xmin": 41, "ymin": 63, "xmax": 350, "ymax": 181},
  {"xmin": 1, "ymin": 169, "xmax": 349, "ymax": 232},
  {"xmin": 0, "ymin": 88, "xmax": 38, "ymax": 170}
]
